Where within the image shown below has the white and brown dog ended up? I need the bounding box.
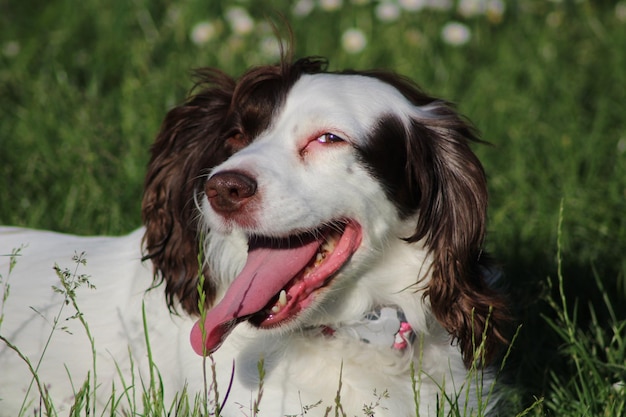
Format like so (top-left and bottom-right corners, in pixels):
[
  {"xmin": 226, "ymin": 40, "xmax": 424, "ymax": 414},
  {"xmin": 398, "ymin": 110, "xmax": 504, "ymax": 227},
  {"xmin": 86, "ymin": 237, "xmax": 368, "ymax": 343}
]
[{"xmin": 0, "ymin": 57, "xmax": 508, "ymax": 416}]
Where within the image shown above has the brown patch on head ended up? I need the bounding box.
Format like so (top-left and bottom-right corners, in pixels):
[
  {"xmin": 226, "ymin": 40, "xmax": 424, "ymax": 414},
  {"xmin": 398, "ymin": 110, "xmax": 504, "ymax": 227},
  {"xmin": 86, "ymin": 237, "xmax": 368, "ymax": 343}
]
[{"xmin": 355, "ymin": 71, "xmax": 509, "ymax": 366}]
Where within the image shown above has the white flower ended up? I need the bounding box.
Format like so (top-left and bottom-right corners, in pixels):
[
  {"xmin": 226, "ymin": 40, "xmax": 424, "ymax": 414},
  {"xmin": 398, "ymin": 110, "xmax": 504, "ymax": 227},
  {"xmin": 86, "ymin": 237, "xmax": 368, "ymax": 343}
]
[
  {"xmin": 165, "ymin": 5, "xmax": 181, "ymax": 26},
  {"xmin": 399, "ymin": 0, "xmax": 426, "ymax": 12},
  {"xmin": 405, "ymin": 29, "xmax": 424, "ymax": 46},
  {"xmin": 341, "ymin": 28, "xmax": 367, "ymax": 53},
  {"xmin": 427, "ymin": 0, "xmax": 453, "ymax": 11},
  {"xmin": 376, "ymin": 2, "xmax": 401, "ymax": 22},
  {"xmin": 293, "ymin": 0, "xmax": 315, "ymax": 17},
  {"xmin": 616, "ymin": 2, "xmax": 626, "ymax": 22},
  {"xmin": 458, "ymin": 0, "xmax": 486, "ymax": 17},
  {"xmin": 260, "ymin": 36, "xmax": 282, "ymax": 59},
  {"xmin": 2, "ymin": 41, "xmax": 20, "ymax": 57},
  {"xmin": 486, "ymin": 0, "xmax": 505, "ymax": 22},
  {"xmin": 546, "ymin": 11, "xmax": 562, "ymax": 28},
  {"xmin": 226, "ymin": 7, "xmax": 254, "ymax": 35},
  {"xmin": 319, "ymin": 0, "xmax": 343, "ymax": 11},
  {"xmin": 441, "ymin": 21, "xmax": 471, "ymax": 46},
  {"xmin": 190, "ymin": 21, "xmax": 216, "ymax": 45},
  {"xmin": 457, "ymin": 0, "xmax": 504, "ymax": 21}
]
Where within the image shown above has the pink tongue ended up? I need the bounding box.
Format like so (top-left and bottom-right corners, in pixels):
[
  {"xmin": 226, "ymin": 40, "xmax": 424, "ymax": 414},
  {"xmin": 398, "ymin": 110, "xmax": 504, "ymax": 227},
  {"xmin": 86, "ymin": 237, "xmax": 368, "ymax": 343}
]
[{"xmin": 190, "ymin": 235, "xmax": 321, "ymax": 355}]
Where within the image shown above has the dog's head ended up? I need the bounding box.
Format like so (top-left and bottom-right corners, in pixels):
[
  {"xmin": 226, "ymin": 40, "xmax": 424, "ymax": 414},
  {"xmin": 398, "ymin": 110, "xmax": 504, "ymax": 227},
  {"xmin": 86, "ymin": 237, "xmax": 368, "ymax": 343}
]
[{"xmin": 142, "ymin": 57, "xmax": 508, "ymax": 366}]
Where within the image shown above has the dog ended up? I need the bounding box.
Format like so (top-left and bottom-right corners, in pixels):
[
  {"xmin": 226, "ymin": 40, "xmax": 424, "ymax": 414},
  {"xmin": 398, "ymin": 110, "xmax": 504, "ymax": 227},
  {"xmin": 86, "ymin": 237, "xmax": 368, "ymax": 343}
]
[{"xmin": 0, "ymin": 56, "xmax": 508, "ymax": 416}]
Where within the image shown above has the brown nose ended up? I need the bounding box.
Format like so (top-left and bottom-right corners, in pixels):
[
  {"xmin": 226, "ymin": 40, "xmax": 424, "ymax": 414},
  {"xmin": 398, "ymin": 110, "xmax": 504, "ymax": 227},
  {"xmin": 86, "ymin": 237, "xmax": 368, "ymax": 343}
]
[{"xmin": 205, "ymin": 170, "xmax": 257, "ymax": 214}]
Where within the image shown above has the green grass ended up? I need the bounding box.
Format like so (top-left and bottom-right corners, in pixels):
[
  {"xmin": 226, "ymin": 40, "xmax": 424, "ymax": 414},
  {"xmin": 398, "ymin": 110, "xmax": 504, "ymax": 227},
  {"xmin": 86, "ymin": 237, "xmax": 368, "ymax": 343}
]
[{"xmin": 1, "ymin": 0, "xmax": 625, "ymax": 415}]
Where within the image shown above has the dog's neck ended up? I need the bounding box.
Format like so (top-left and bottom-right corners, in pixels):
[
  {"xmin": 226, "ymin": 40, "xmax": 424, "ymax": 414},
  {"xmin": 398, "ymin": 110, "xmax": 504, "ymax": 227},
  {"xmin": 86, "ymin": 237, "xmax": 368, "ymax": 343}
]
[{"xmin": 316, "ymin": 306, "xmax": 415, "ymax": 351}]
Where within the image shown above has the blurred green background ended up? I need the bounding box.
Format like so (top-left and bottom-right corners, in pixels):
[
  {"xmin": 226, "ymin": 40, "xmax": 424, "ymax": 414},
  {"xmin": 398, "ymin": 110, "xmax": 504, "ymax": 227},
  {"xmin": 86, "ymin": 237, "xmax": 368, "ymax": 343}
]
[{"xmin": 1, "ymin": 0, "xmax": 625, "ymax": 414}]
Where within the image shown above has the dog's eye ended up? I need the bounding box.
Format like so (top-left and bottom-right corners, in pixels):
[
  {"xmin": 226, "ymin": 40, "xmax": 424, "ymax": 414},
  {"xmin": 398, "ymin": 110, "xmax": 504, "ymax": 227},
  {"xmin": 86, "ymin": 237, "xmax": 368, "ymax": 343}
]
[
  {"xmin": 301, "ymin": 132, "xmax": 347, "ymax": 157},
  {"xmin": 316, "ymin": 133, "xmax": 344, "ymax": 144}
]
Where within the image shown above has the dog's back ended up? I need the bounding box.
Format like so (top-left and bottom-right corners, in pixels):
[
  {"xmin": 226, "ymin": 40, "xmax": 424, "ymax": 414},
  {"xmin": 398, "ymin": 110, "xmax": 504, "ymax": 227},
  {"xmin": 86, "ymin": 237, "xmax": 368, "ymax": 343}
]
[{"xmin": 0, "ymin": 228, "xmax": 186, "ymax": 415}]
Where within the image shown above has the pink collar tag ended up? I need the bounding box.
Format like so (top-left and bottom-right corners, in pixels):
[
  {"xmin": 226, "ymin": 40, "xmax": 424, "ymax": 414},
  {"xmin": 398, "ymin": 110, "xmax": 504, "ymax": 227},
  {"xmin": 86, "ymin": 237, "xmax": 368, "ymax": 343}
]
[{"xmin": 321, "ymin": 307, "xmax": 414, "ymax": 351}]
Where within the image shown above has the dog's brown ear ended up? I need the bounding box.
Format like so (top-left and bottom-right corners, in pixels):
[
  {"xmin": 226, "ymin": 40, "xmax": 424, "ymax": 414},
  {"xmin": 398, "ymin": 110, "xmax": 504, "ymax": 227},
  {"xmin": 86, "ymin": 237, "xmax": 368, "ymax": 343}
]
[
  {"xmin": 142, "ymin": 69, "xmax": 235, "ymax": 315},
  {"xmin": 405, "ymin": 105, "xmax": 509, "ymax": 367}
]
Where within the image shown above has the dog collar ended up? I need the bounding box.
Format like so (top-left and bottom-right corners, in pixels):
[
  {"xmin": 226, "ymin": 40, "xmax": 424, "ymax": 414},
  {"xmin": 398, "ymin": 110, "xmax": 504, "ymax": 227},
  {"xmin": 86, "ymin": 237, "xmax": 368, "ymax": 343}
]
[{"xmin": 319, "ymin": 307, "xmax": 415, "ymax": 351}]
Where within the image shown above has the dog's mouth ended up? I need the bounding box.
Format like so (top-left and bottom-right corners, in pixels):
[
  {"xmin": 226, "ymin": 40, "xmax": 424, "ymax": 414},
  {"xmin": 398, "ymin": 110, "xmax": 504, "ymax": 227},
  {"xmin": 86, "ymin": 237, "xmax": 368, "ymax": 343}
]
[{"xmin": 190, "ymin": 220, "xmax": 362, "ymax": 355}]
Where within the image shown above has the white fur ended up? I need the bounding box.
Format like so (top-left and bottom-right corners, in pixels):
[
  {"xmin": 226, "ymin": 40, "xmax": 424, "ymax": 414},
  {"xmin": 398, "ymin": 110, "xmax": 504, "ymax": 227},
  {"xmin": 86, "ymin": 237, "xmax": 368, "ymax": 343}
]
[{"xmin": 0, "ymin": 73, "xmax": 495, "ymax": 416}]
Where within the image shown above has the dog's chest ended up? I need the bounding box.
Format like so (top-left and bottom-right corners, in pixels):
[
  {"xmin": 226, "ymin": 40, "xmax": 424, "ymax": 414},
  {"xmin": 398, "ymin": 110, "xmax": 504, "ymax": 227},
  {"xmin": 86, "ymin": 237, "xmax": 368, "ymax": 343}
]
[{"xmin": 208, "ymin": 328, "xmax": 417, "ymax": 417}]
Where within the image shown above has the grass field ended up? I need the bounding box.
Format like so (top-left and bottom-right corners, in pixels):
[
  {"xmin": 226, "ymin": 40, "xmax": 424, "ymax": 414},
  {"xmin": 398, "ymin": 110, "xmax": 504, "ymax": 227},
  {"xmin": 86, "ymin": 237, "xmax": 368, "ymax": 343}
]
[{"xmin": 1, "ymin": 0, "xmax": 625, "ymax": 415}]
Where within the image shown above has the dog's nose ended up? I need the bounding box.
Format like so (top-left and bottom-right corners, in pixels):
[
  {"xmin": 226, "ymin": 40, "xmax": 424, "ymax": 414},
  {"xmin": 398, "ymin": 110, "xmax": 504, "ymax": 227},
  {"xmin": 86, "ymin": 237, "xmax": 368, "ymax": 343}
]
[{"xmin": 206, "ymin": 170, "xmax": 257, "ymax": 214}]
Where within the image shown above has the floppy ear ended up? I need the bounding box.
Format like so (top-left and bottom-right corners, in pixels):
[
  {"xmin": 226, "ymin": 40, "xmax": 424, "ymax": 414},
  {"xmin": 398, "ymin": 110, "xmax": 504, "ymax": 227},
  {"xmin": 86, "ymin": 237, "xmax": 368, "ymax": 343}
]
[
  {"xmin": 405, "ymin": 104, "xmax": 509, "ymax": 366},
  {"xmin": 142, "ymin": 69, "xmax": 236, "ymax": 316}
]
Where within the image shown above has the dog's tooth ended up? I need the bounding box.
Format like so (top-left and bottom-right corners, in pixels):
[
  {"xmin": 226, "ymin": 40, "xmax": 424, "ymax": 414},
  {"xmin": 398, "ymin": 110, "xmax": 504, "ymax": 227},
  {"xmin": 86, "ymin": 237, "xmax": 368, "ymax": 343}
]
[
  {"xmin": 271, "ymin": 305, "xmax": 281, "ymax": 314},
  {"xmin": 315, "ymin": 252, "xmax": 324, "ymax": 265},
  {"xmin": 321, "ymin": 235, "xmax": 338, "ymax": 254},
  {"xmin": 279, "ymin": 290, "xmax": 287, "ymax": 307}
]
